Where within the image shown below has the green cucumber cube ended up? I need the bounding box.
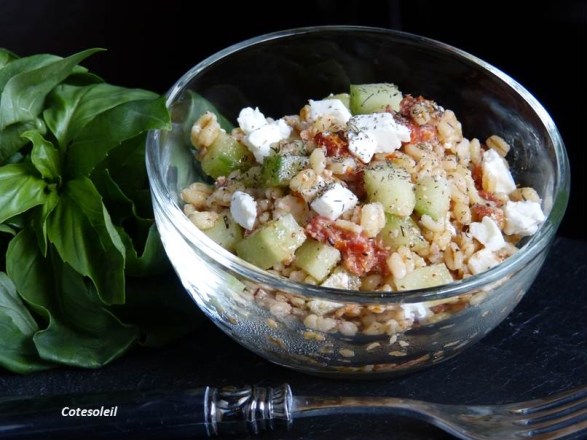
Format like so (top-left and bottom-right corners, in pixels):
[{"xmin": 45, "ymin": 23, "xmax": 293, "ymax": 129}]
[
  {"xmin": 201, "ymin": 131, "xmax": 254, "ymax": 179},
  {"xmin": 350, "ymin": 83, "xmax": 403, "ymax": 115},
  {"xmin": 396, "ymin": 263, "xmax": 454, "ymax": 291},
  {"xmin": 203, "ymin": 213, "xmax": 243, "ymax": 252},
  {"xmin": 295, "ymin": 239, "xmax": 341, "ymax": 281},
  {"xmin": 364, "ymin": 162, "xmax": 415, "ymax": 216},
  {"xmin": 261, "ymin": 155, "xmax": 309, "ymax": 187},
  {"xmin": 378, "ymin": 214, "xmax": 427, "ymax": 252},
  {"xmin": 415, "ymin": 175, "xmax": 451, "ymax": 221},
  {"xmin": 325, "ymin": 92, "xmax": 350, "ymax": 109},
  {"xmin": 232, "ymin": 165, "xmax": 261, "ymax": 187},
  {"xmin": 235, "ymin": 214, "xmax": 306, "ymax": 269}
]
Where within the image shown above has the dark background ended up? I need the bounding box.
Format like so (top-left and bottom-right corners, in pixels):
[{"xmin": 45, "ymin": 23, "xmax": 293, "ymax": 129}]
[{"xmin": 0, "ymin": 0, "xmax": 585, "ymax": 237}]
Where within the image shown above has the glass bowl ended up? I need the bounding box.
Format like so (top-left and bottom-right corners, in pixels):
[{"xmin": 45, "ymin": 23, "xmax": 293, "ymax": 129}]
[{"xmin": 146, "ymin": 26, "xmax": 569, "ymax": 378}]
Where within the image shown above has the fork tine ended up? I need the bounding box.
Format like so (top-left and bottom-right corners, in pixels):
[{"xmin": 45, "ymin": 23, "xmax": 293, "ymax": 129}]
[
  {"xmin": 521, "ymin": 406, "xmax": 587, "ymax": 432},
  {"xmin": 514, "ymin": 393, "xmax": 587, "ymax": 425},
  {"xmin": 511, "ymin": 386, "xmax": 587, "ymax": 415},
  {"xmin": 506, "ymin": 386, "xmax": 587, "ymax": 439},
  {"xmin": 527, "ymin": 416, "xmax": 587, "ymax": 440}
]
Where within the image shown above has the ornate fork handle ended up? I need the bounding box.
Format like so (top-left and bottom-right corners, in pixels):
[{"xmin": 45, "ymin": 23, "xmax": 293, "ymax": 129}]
[{"xmin": 208, "ymin": 384, "xmax": 292, "ymax": 435}]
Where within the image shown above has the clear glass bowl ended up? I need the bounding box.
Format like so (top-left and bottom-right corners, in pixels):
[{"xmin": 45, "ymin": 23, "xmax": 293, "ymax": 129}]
[{"xmin": 146, "ymin": 27, "xmax": 569, "ymax": 378}]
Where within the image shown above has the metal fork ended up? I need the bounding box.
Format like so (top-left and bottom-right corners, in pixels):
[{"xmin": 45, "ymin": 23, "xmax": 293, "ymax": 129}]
[
  {"xmin": 0, "ymin": 383, "xmax": 586, "ymax": 439},
  {"xmin": 294, "ymin": 385, "xmax": 587, "ymax": 439}
]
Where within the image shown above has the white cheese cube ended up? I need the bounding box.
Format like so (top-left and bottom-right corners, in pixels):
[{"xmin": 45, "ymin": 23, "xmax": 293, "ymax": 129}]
[
  {"xmin": 230, "ymin": 191, "xmax": 257, "ymax": 230},
  {"xmin": 504, "ymin": 200, "xmax": 545, "ymax": 236},
  {"xmin": 347, "ymin": 130, "xmax": 377, "ymax": 163},
  {"xmin": 243, "ymin": 119, "xmax": 291, "ymax": 163},
  {"xmin": 237, "ymin": 107, "xmax": 268, "ymax": 134},
  {"xmin": 307, "ymin": 299, "xmax": 344, "ymax": 316},
  {"xmin": 348, "ymin": 113, "xmax": 411, "ymax": 155},
  {"xmin": 308, "ymin": 99, "xmax": 352, "ymax": 125},
  {"xmin": 482, "ymin": 149, "xmax": 516, "ymax": 194},
  {"xmin": 401, "ymin": 303, "xmax": 430, "ymax": 321},
  {"xmin": 469, "ymin": 216, "xmax": 506, "ymax": 251},
  {"xmin": 468, "ymin": 248, "xmax": 501, "ymax": 275},
  {"xmin": 310, "ymin": 183, "xmax": 358, "ymax": 220},
  {"xmin": 321, "ymin": 270, "xmax": 352, "ymax": 289}
]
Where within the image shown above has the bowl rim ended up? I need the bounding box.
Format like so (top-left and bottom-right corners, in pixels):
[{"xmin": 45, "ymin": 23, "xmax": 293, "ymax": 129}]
[{"xmin": 146, "ymin": 25, "xmax": 570, "ymax": 304}]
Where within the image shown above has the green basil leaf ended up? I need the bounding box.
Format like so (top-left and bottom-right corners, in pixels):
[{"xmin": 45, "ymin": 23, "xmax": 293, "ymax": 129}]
[
  {"xmin": 22, "ymin": 130, "xmax": 61, "ymax": 182},
  {"xmin": 93, "ymin": 133, "xmax": 155, "ymax": 202},
  {"xmin": 91, "ymin": 167, "xmax": 153, "ymax": 253},
  {"xmin": 91, "ymin": 168, "xmax": 168, "ymax": 277},
  {"xmin": 94, "ymin": 133, "xmax": 152, "ymax": 214},
  {"xmin": 0, "ymin": 223, "xmax": 16, "ymax": 235},
  {"xmin": 46, "ymin": 178, "xmax": 126, "ymax": 305},
  {"xmin": 118, "ymin": 224, "xmax": 169, "ymax": 277},
  {"xmin": 89, "ymin": 167, "xmax": 170, "ymax": 276},
  {"xmin": 34, "ymin": 257, "xmax": 138, "ymax": 367},
  {"xmin": 182, "ymin": 90, "xmax": 234, "ymax": 135},
  {"xmin": 0, "ymin": 272, "xmax": 52, "ymax": 373},
  {"xmin": 0, "ymin": 48, "xmax": 102, "ymax": 130},
  {"xmin": 0, "ymin": 118, "xmax": 46, "ymax": 164},
  {"xmin": 32, "ymin": 189, "xmax": 59, "ymax": 257},
  {"xmin": 0, "ymin": 54, "xmax": 61, "ymax": 92},
  {"xmin": 0, "ymin": 48, "xmax": 18, "ymax": 69},
  {"xmin": 66, "ymin": 97, "xmax": 171, "ymax": 178},
  {"xmin": 0, "ymin": 163, "xmax": 47, "ymax": 224},
  {"xmin": 92, "ymin": 168, "xmax": 140, "ymax": 224},
  {"xmin": 62, "ymin": 71, "xmax": 104, "ymax": 87},
  {"xmin": 44, "ymin": 83, "xmax": 157, "ymax": 148},
  {"xmin": 6, "ymin": 229, "xmax": 138, "ymax": 368},
  {"xmin": 6, "ymin": 229, "xmax": 54, "ymax": 323}
]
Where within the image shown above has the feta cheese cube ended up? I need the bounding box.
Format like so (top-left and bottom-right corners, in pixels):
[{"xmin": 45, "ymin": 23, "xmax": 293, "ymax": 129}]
[
  {"xmin": 237, "ymin": 107, "xmax": 268, "ymax": 134},
  {"xmin": 347, "ymin": 130, "xmax": 377, "ymax": 163},
  {"xmin": 243, "ymin": 119, "xmax": 291, "ymax": 163},
  {"xmin": 308, "ymin": 99, "xmax": 352, "ymax": 125},
  {"xmin": 310, "ymin": 183, "xmax": 358, "ymax": 220},
  {"xmin": 468, "ymin": 248, "xmax": 501, "ymax": 275},
  {"xmin": 348, "ymin": 113, "xmax": 411, "ymax": 155},
  {"xmin": 401, "ymin": 303, "xmax": 430, "ymax": 321},
  {"xmin": 230, "ymin": 191, "xmax": 257, "ymax": 230},
  {"xmin": 469, "ymin": 216, "xmax": 506, "ymax": 251},
  {"xmin": 504, "ymin": 200, "xmax": 545, "ymax": 236},
  {"xmin": 482, "ymin": 149, "xmax": 516, "ymax": 194},
  {"xmin": 289, "ymin": 169, "xmax": 327, "ymax": 202},
  {"xmin": 307, "ymin": 299, "xmax": 344, "ymax": 316},
  {"xmin": 321, "ymin": 270, "xmax": 352, "ymax": 289}
]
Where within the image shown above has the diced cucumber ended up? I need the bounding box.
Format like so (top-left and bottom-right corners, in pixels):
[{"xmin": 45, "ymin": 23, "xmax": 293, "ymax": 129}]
[
  {"xmin": 295, "ymin": 239, "xmax": 341, "ymax": 282},
  {"xmin": 233, "ymin": 165, "xmax": 261, "ymax": 187},
  {"xmin": 325, "ymin": 93, "xmax": 350, "ymax": 109},
  {"xmin": 235, "ymin": 214, "xmax": 306, "ymax": 269},
  {"xmin": 261, "ymin": 155, "xmax": 309, "ymax": 187},
  {"xmin": 201, "ymin": 131, "xmax": 254, "ymax": 179},
  {"xmin": 364, "ymin": 162, "xmax": 415, "ymax": 216},
  {"xmin": 350, "ymin": 83, "xmax": 403, "ymax": 115},
  {"xmin": 396, "ymin": 263, "xmax": 453, "ymax": 291},
  {"xmin": 203, "ymin": 212, "xmax": 243, "ymax": 252},
  {"xmin": 415, "ymin": 175, "xmax": 450, "ymax": 221},
  {"xmin": 378, "ymin": 214, "xmax": 427, "ymax": 252}
]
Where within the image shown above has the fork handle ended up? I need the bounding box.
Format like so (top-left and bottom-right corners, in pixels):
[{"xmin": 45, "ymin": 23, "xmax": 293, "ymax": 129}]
[{"xmin": 0, "ymin": 385, "xmax": 292, "ymax": 439}]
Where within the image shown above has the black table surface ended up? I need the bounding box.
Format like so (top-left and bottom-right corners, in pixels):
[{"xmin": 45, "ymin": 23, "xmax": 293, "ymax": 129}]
[{"xmin": 1, "ymin": 235, "xmax": 586, "ymax": 439}]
